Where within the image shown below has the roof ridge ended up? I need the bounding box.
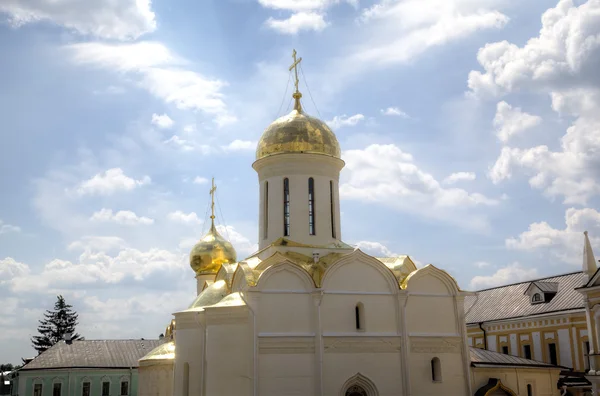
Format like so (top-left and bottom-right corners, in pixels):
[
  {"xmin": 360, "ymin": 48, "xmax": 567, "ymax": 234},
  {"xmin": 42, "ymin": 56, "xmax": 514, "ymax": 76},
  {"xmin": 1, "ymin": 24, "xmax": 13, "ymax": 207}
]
[{"xmin": 473, "ymin": 271, "xmax": 583, "ymax": 292}]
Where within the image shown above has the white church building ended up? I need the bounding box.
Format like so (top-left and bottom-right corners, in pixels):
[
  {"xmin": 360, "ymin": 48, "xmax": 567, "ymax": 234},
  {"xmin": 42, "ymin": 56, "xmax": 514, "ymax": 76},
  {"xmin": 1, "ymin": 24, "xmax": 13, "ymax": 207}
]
[{"xmin": 137, "ymin": 51, "xmax": 568, "ymax": 396}]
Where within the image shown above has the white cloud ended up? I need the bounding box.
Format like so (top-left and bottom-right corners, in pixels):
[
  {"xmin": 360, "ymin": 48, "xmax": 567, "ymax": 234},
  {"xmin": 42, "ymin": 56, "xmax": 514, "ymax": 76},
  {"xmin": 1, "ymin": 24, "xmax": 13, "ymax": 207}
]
[
  {"xmin": 0, "ymin": 257, "xmax": 31, "ymax": 284},
  {"xmin": 151, "ymin": 113, "xmax": 174, "ymax": 129},
  {"xmin": 93, "ymin": 85, "xmax": 126, "ymax": 95},
  {"xmin": 216, "ymin": 225, "xmax": 258, "ymax": 258},
  {"xmin": 470, "ymin": 0, "xmax": 600, "ymax": 204},
  {"xmin": 474, "ymin": 261, "xmax": 491, "ymax": 268},
  {"xmin": 0, "ymin": 0, "xmax": 156, "ymax": 40},
  {"xmin": 163, "ymin": 135, "xmax": 215, "ymax": 154},
  {"xmin": 67, "ymin": 42, "xmax": 235, "ymax": 125},
  {"xmin": 193, "ymin": 177, "xmax": 209, "ymax": 185},
  {"xmin": 0, "ymin": 220, "xmax": 21, "ymax": 235},
  {"xmin": 258, "ymin": 0, "xmax": 355, "ymax": 11},
  {"xmin": 67, "ymin": 236, "xmax": 128, "ymax": 252},
  {"xmin": 354, "ymin": 241, "xmax": 397, "ymax": 257},
  {"xmin": 469, "ymin": 262, "xmax": 538, "ymax": 289},
  {"xmin": 381, "ymin": 107, "xmax": 409, "ymax": 118},
  {"xmin": 326, "ymin": 114, "xmax": 364, "ymax": 129},
  {"xmin": 493, "ymin": 101, "xmax": 541, "ymax": 142},
  {"xmin": 75, "ymin": 168, "xmax": 150, "ymax": 196},
  {"xmin": 265, "ymin": 11, "xmax": 328, "ymax": 34},
  {"xmin": 443, "ymin": 172, "xmax": 476, "ymax": 185},
  {"xmin": 347, "ymin": 0, "xmax": 508, "ymax": 69},
  {"xmin": 222, "ymin": 140, "xmax": 257, "ymax": 151},
  {"xmin": 167, "ymin": 211, "xmax": 203, "ymax": 225},
  {"xmin": 90, "ymin": 209, "xmax": 154, "ymax": 225},
  {"xmin": 506, "ymin": 207, "xmax": 600, "ymax": 265},
  {"xmin": 340, "ymin": 144, "xmax": 498, "ymax": 229}
]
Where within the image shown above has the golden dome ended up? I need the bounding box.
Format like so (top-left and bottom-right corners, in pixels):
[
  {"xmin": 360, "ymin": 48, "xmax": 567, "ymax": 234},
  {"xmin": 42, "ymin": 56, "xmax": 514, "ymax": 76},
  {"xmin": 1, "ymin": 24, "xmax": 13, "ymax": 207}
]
[
  {"xmin": 190, "ymin": 222, "xmax": 237, "ymax": 275},
  {"xmin": 256, "ymin": 92, "xmax": 341, "ymax": 160}
]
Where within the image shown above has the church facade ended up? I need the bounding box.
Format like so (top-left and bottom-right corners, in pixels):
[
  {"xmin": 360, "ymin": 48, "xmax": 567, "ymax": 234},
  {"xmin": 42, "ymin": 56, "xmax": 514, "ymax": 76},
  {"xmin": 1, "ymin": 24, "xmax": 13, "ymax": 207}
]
[{"xmin": 137, "ymin": 51, "xmax": 568, "ymax": 396}]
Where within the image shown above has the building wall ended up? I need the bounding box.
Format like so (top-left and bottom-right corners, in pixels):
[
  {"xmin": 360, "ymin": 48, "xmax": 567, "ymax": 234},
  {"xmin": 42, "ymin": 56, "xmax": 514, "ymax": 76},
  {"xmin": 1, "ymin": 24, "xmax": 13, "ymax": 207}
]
[
  {"xmin": 471, "ymin": 367, "xmax": 561, "ymax": 396},
  {"xmin": 17, "ymin": 369, "xmax": 137, "ymax": 396},
  {"xmin": 467, "ymin": 313, "xmax": 589, "ymax": 371},
  {"xmin": 137, "ymin": 365, "xmax": 172, "ymax": 396}
]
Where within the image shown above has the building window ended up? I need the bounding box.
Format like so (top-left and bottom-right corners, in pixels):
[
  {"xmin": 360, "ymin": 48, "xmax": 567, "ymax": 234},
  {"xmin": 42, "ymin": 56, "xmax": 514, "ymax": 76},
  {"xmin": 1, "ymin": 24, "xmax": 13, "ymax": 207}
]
[
  {"xmin": 53, "ymin": 383, "xmax": 62, "ymax": 396},
  {"xmin": 330, "ymin": 181, "xmax": 336, "ymax": 239},
  {"xmin": 345, "ymin": 385, "xmax": 368, "ymax": 396},
  {"xmin": 308, "ymin": 178, "xmax": 315, "ymax": 235},
  {"xmin": 120, "ymin": 381, "xmax": 128, "ymax": 396},
  {"xmin": 264, "ymin": 181, "xmax": 268, "ymax": 239},
  {"xmin": 523, "ymin": 344, "xmax": 532, "ymax": 360},
  {"xmin": 532, "ymin": 293, "xmax": 542, "ymax": 302},
  {"xmin": 283, "ymin": 178, "xmax": 290, "ymax": 236},
  {"xmin": 355, "ymin": 302, "xmax": 365, "ymax": 331},
  {"xmin": 183, "ymin": 363, "xmax": 190, "ymax": 396},
  {"xmin": 34, "ymin": 384, "xmax": 43, "ymax": 396},
  {"xmin": 548, "ymin": 343, "xmax": 558, "ymax": 365},
  {"xmin": 585, "ymin": 341, "xmax": 591, "ymax": 371},
  {"xmin": 527, "ymin": 384, "xmax": 533, "ymax": 396},
  {"xmin": 82, "ymin": 382, "xmax": 90, "ymax": 396},
  {"xmin": 102, "ymin": 382, "xmax": 110, "ymax": 396},
  {"xmin": 502, "ymin": 346, "xmax": 509, "ymax": 355},
  {"xmin": 431, "ymin": 357, "xmax": 442, "ymax": 382}
]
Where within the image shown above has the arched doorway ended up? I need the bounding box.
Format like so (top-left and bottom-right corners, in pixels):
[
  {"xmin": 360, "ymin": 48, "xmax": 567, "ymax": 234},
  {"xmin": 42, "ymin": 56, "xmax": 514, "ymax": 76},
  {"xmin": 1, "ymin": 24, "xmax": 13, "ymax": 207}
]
[
  {"xmin": 340, "ymin": 373, "xmax": 379, "ymax": 396},
  {"xmin": 474, "ymin": 378, "xmax": 517, "ymax": 396}
]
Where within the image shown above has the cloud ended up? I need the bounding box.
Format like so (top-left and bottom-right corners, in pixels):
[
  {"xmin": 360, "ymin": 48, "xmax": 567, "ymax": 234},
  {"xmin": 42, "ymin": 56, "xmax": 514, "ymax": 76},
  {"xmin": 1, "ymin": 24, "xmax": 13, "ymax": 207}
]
[
  {"xmin": 258, "ymin": 0, "xmax": 355, "ymax": 11},
  {"xmin": 443, "ymin": 172, "xmax": 476, "ymax": 185},
  {"xmin": 151, "ymin": 113, "xmax": 174, "ymax": 129},
  {"xmin": 167, "ymin": 211, "xmax": 203, "ymax": 225},
  {"xmin": 474, "ymin": 261, "xmax": 491, "ymax": 268},
  {"xmin": 493, "ymin": 101, "xmax": 541, "ymax": 142},
  {"xmin": 354, "ymin": 241, "xmax": 397, "ymax": 257},
  {"xmin": 346, "ymin": 0, "xmax": 508, "ymax": 70},
  {"xmin": 75, "ymin": 168, "xmax": 150, "ymax": 196},
  {"xmin": 381, "ymin": 107, "xmax": 409, "ymax": 118},
  {"xmin": 90, "ymin": 209, "xmax": 154, "ymax": 226},
  {"xmin": 222, "ymin": 140, "xmax": 257, "ymax": 151},
  {"xmin": 0, "ymin": 257, "xmax": 31, "ymax": 284},
  {"xmin": 193, "ymin": 177, "xmax": 209, "ymax": 185},
  {"xmin": 506, "ymin": 207, "xmax": 600, "ymax": 265},
  {"xmin": 469, "ymin": 262, "xmax": 538, "ymax": 289},
  {"xmin": 327, "ymin": 114, "xmax": 364, "ymax": 129},
  {"xmin": 0, "ymin": 0, "xmax": 156, "ymax": 40},
  {"xmin": 0, "ymin": 220, "xmax": 21, "ymax": 235},
  {"xmin": 265, "ymin": 12, "xmax": 328, "ymax": 34},
  {"xmin": 469, "ymin": 0, "xmax": 600, "ymax": 204},
  {"xmin": 340, "ymin": 144, "xmax": 498, "ymax": 230},
  {"xmin": 67, "ymin": 236, "xmax": 128, "ymax": 253},
  {"xmin": 93, "ymin": 85, "xmax": 126, "ymax": 95},
  {"xmin": 216, "ymin": 225, "xmax": 258, "ymax": 258},
  {"xmin": 67, "ymin": 42, "xmax": 235, "ymax": 125}
]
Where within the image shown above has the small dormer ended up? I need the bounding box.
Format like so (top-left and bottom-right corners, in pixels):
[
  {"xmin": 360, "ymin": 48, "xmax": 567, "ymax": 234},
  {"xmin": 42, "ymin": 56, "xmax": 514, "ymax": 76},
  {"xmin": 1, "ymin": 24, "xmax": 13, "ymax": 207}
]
[{"xmin": 524, "ymin": 281, "xmax": 558, "ymax": 304}]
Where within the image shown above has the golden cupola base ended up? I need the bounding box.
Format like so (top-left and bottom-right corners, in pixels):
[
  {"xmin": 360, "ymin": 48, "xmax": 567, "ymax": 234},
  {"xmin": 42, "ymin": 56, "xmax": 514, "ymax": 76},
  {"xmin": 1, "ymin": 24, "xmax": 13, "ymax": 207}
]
[
  {"xmin": 255, "ymin": 50, "xmax": 341, "ymax": 160},
  {"xmin": 189, "ymin": 178, "xmax": 237, "ymax": 276}
]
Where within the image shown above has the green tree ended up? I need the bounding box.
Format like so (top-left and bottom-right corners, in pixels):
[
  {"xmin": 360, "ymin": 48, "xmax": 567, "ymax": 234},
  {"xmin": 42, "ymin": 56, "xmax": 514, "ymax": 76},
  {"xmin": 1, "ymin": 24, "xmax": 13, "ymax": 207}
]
[
  {"xmin": 0, "ymin": 363, "xmax": 13, "ymax": 372},
  {"xmin": 31, "ymin": 295, "xmax": 82, "ymax": 354}
]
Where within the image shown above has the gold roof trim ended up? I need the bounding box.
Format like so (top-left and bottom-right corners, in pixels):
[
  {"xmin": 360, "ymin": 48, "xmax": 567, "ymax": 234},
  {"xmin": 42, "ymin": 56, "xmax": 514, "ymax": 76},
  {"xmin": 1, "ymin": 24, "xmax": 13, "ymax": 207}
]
[{"xmin": 139, "ymin": 341, "xmax": 175, "ymax": 364}]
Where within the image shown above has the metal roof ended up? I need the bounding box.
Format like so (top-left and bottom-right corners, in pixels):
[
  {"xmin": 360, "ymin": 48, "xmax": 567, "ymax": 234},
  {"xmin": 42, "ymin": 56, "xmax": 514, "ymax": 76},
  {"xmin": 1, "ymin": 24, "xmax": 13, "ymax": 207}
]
[
  {"xmin": 533, "ymin": 281, "xmax": 559, "ymax": 293},
  {"xmin": 469, "ymin": 347, "xmax": 564, "ymax": 368},
  {"xmin": 465, "ymin": 271, "xmax": 586, "ymax": 324},
  {"xmin": 21, "ymin": 340, "xmax": 161, "ymax": 370}
]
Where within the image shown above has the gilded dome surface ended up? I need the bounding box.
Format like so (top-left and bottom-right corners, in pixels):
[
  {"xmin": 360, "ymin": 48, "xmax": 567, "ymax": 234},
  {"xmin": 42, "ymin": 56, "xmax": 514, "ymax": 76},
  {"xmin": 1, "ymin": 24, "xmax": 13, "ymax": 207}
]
[
  {"xmin": 190, "ymin": 223, "xmax": 237, "ymax": 275},
  {"xmin": 256, "ymin": 105, "xmax": 341, "ymax": 160}
]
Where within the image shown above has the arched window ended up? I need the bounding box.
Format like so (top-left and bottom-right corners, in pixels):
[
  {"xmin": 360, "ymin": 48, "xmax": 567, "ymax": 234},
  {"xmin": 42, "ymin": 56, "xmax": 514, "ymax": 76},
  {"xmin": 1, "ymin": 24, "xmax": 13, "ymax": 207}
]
[
  {"xmin": 264, "ymin": 181, "xmax": 269, "ymax": 239},
  {"xmin": 119, "ymin": 379, "xmax": 129, "ymax": 396},
  {"xmin": 183, "ymin": 363, "xmax": 190, "ymax": 396},
  {"xmin": 345, "ymin": 385, "xmax": 368, "ymax": 396},
  {"xmin": 355, "ymin": 302, "xmax": 365, "ymax": 331},
  {"xmin": 283, "ymin": 178, "xmax": 290, "ymax": 236},
  {"xmin": 330, "ymin": 180, "xmax": 336, "ymax": 239},
  {"xmin": 308, "ymin": 178, "xmax": 316, "ymax": 235},
  {"xmin": 527, "ymin": 384, "xmax": 533, "ymax": 396},
  {"xmin": 532, "ymin": 293, "xmax": 541, "ymax": 302},
  {"xmin": 53, "ymin": 382, "xmax": 63, "ymax": 396},
  {"xmin": 431, "ymin": 357, "xmax": 442, "ymax": 382},
  {"xmin": 82, "ymin": 381, "xmax": 91, "ymax": 396}
]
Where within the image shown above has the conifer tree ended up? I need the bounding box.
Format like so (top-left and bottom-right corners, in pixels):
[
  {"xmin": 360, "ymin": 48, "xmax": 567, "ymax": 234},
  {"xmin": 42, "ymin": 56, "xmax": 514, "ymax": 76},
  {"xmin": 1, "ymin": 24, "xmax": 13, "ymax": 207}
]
[{"xmin": 31, "ymin": 295, "xmax": 82, "ymax": 354}]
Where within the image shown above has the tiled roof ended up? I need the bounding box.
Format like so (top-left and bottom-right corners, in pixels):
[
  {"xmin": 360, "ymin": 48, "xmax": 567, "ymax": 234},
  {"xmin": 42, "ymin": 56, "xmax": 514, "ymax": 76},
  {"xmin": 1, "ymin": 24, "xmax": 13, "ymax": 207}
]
[
  {"xmin": 21, "ymin": 339, "xmax": 161, "ymax": 370},
  {"xmin": 469, "ymin": 347, "xmax": 564, "ymax": 368},
  {"xmin": 465, "ymin": 271, "xmax": 586, "ymax": 323}
]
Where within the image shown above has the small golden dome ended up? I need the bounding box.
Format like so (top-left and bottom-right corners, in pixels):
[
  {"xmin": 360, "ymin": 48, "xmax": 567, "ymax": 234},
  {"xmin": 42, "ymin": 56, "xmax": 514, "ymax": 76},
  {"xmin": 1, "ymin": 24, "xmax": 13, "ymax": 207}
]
[
  {"xmin": 190, "ymin": 223, "xmax": 237, "ymax": 275},
  {"xmin": 256, "ymin": 94, "xmax": 341, "ymax": 160}
]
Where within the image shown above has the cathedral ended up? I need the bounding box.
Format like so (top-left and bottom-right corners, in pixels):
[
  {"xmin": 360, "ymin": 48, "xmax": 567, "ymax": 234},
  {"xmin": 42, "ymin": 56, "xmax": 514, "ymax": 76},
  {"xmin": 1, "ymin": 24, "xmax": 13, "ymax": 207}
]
[{"xmin": 135, "ymin": 51, "xmax": 569, "ymax": 396}]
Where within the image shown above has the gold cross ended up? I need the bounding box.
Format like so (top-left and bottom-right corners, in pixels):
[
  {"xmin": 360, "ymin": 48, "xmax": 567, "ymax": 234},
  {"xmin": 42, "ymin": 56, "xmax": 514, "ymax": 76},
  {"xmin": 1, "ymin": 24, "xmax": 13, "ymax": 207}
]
[
  {"xmin": 289, "ymin": 49, "xmax": 302, "ymax": 94},
  {"xmin": 209, "ymin": 177, "xmax": 217, "ymax": 220}
]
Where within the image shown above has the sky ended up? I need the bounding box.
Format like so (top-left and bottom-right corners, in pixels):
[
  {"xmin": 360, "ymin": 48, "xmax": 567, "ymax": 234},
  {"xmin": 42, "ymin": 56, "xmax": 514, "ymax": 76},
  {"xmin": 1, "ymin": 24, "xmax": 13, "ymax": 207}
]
[{"xmin": 1, "ymin": 0, "xmax": 599, "ymax": 364}]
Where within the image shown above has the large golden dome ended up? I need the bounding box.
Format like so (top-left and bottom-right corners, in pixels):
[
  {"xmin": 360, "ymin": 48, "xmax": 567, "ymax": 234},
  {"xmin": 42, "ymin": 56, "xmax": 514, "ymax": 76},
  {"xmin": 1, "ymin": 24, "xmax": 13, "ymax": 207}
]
[
  {"xmin": 256, "ymin": 93, "xmax": 341, "ymax": 160},
  {"xmin": 189, "ymin": 222, "xmax": 237, "ymax": 275}
]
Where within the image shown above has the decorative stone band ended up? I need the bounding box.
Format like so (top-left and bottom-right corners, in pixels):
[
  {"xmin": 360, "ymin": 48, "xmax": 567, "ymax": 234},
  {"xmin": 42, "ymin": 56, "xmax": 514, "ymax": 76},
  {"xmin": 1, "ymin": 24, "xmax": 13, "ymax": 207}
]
[{"xmin": 410, "ymin": 337, "xmax": 462, "ymax": 354}]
